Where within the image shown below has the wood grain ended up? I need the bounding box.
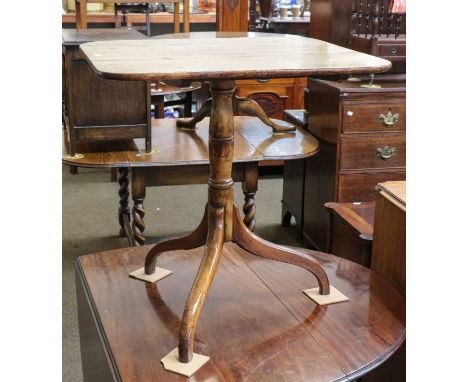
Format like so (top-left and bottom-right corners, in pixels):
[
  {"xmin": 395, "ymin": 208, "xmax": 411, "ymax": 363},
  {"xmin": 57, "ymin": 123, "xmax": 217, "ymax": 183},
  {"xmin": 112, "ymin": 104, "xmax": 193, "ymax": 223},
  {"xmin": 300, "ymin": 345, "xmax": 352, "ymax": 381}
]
[
  {"xmin": 79, "ymin": 36, "xmax": 391, "ymax": 81},
  {"xmin": 62, "ymin": 28, "xmax": 148, "ymax": 46},
  {"xmin": 371, "ymin": 181, "xmax": 406, "ymax": 295},
  {"xmin": 76, "ymin": 243, "xmax": 405, "ymax": 381},
  {"xmin": 339, "ymin": 133, "xmax": 406, "ymax": 170},
  {"xmin": 62, "ymin": 116, "xmax": 319, "ymax": 168}
]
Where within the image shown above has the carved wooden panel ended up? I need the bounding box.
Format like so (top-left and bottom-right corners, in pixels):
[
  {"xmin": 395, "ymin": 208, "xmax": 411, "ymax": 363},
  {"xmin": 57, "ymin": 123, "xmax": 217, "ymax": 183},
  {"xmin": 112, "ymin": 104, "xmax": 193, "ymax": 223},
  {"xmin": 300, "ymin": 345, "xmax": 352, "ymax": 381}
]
[
  {"xmin": 238, "ymin": 92, "xmax": 288, "ymax": 120},
  {"xmin": 217, "ymin": 0, "xmax": 249, "ymax": 32}
]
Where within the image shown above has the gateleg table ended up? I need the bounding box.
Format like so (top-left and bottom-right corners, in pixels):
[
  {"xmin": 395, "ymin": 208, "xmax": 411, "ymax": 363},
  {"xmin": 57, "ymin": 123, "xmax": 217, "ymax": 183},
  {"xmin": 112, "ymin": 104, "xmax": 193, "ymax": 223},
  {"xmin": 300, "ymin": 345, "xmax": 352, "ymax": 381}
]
[{"xmin": 63, "ymin": 116, "xmax": 319, "ymax": 245}]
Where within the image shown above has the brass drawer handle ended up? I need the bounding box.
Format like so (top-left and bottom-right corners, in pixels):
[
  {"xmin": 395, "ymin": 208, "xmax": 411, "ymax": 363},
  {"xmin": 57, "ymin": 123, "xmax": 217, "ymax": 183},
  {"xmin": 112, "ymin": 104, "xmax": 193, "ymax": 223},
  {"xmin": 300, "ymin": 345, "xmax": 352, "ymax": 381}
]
[
  {"xmin": 379, "ymin": 110, "xmax": 400, "ymax": 127},
  {"xmin": 257, "ymin": 78, "xmax": 270, "ymax": 83},
  {"xmin": 377, "ymin": 146, "xmax": 396, "ymax": 160}
]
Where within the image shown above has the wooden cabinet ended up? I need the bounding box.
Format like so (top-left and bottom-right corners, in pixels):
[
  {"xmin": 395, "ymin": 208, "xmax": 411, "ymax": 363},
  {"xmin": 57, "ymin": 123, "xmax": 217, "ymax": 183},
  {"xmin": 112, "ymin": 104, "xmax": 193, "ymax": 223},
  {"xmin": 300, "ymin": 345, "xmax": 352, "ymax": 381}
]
[
  {"xmin": 283, "ymin": 78, "xmax": 406, "ymax": 250},
  {"xmin": 236, "ymin": 78, "xmax": 307, "ymax": 120},
  {"xmin": 62, "ymin": 29, "xmax": 151, "ymax": 155}
]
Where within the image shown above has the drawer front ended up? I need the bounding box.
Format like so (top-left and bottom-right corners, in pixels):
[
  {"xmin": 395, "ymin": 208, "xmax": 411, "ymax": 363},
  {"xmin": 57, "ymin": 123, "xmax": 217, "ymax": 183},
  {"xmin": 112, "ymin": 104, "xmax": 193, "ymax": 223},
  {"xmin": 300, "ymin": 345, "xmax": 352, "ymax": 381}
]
[
  {"xmin": 236, "ymin": 78, "xmax": 295, "ymax": 86},
  {"xmin": 342, "ymin": 101, "xmax": 405, "ymax": 133},
  {"xmin": 340, "ymin": 134, "xmax": 406, "ymax": 170},
  {"xmin": 377, "ymin": 44, "xmax": 406, "ymax": 58},
  {"xmin": 337, "ymin": 172, "xmax": 406, "ymax": 202}
]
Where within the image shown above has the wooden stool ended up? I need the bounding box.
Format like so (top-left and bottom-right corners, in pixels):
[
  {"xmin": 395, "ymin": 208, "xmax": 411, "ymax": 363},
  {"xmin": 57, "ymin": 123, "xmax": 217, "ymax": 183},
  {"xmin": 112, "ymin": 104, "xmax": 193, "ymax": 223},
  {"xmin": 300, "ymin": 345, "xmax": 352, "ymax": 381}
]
[
  {"xmin": 78, "ymin": 34, "xmax": 394, "ymax": 373},
  {"xmin": 76, "ymin": 244, "xmax": 405, "ymax": 380}
]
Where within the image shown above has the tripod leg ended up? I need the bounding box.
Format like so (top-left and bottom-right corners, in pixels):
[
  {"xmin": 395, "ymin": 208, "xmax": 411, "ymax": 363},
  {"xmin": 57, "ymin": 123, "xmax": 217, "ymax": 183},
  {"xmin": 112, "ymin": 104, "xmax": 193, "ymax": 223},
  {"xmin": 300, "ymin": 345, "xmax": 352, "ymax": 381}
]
[
  {"xmin": 232, "ymin": 205, "xmax": 330, "ymax": 294},
  {"xmin": 176, "ymin": 98, "xmax": 212, "ymax": 129},
  {"xmin": 178, "ymin": 206, "xmax": 225, "ymax": 362},
  {"xmin": 144, "ymin": 205, "xmax": 208, "ymax": 274},
  {"xmin": 236, "ymin": 96, "xmax": 296, "ymax": 133}
]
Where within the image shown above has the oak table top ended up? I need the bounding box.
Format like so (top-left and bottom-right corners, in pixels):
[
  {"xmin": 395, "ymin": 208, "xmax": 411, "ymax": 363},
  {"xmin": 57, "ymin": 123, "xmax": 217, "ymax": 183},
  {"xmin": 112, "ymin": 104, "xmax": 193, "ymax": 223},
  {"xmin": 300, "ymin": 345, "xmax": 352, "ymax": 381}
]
[
  {"xmin": 79, "ymin": 35, "xmax": 392, "ymax": 81},
  {"xmin": 62, "ymin": 116, "xmax": 319, "ymax": 168},
  {"xmin": 76, "ymin": 243, "xmax": 405, "ymax": 381}
]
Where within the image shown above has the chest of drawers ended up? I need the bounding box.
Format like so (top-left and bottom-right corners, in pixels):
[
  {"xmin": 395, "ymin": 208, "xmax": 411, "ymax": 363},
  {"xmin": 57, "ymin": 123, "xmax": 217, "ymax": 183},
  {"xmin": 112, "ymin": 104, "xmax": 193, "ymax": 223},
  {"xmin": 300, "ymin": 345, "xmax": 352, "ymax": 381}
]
[{"xmin": 285, "ymin": 78, "xmax": 406, "ymax": 250}]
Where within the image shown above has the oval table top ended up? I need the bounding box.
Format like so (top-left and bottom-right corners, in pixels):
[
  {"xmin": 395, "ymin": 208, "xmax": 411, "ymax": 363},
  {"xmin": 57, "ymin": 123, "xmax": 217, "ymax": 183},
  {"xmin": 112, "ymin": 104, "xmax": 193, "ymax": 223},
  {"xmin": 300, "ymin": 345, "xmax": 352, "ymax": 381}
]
[
  {"xmin": 63, "ymin": 116, "xmax": 320, "ymax": 168},
  {"xmin": 76, "ymin": 242, "xmax": 405, "ymax": 382}
]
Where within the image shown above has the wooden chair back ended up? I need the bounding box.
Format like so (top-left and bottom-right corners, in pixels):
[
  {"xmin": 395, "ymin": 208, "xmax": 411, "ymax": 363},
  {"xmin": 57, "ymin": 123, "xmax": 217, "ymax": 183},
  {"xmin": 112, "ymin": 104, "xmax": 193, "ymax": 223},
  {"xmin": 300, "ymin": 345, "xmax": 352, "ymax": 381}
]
[{"xmin": 350, "ymin": 0, "xmax": 406, "ymax": 39}]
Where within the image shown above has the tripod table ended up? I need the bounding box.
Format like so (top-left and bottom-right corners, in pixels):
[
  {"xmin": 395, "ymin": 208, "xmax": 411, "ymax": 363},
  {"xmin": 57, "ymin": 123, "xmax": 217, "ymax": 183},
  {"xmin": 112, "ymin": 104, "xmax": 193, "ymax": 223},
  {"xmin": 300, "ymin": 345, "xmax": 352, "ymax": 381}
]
[{"xmin": 79, "ymin": 35, "xmax": 394, "ymax": 376}]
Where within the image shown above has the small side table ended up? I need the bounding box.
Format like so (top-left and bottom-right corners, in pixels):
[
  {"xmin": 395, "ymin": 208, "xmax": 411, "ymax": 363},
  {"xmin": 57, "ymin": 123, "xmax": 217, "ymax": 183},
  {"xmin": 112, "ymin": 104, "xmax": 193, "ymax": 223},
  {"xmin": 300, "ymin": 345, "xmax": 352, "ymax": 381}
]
[{"xmin": 78, "ymin": 34, "xmax": 393, "ymax": 371}]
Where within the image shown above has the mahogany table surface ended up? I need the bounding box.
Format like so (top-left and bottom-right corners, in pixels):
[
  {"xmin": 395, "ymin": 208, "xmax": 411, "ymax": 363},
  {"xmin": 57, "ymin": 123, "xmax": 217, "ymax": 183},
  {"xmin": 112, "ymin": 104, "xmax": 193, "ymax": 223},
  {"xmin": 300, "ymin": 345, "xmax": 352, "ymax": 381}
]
[
  {"xmin": 62, "ymin": 116, "xmax": 320, "ymax": 168},
  {"xmin": 79, "ymin": 35, "xmax": 391, "ymax": 81},
  {"xmin": 76, "ymin": 243, "xmax": 405, "ymax": 381}
]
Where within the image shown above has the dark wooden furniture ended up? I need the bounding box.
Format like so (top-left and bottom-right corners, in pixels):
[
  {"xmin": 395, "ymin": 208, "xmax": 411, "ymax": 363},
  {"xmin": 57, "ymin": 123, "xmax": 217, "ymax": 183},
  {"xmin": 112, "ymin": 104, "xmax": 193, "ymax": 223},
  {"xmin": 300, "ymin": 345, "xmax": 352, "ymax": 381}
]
[
  {"xmin": 217, "ymin": 0, "xmax": 249, "ymax": 32},
  {"xmin": 349, "ymin": 0, "xmax": 406, "ymax": 73},
  {"xmin": 281, "ymin": 109, "xmax": 307, "ymax": 233},
  {"xmin": 325, "ymin": 202, "xmax": 375, "ymax": 267},
  {"xmin": 372, "ymin": 180, "xmax": 405, "ymax": 295},
  {"xmin": 260, "ymin": 16, "xmax": 311, "ymax": 36},
  {"xmin": 75, "ymin": 0, "xmax": 190, "ymax": 33},
  {"xmin": 309, "ymin": 0, "xmax": 354, "ymax": 46},
  {"xmin": 150, "ymin": 80, "xmax": 202, "ymax": 118},
  {"xmin": 62, "ymin": 28, "xmax": 151, "ymax": 157},
  {"xmin": 76, "ymin": 244, "xmax": 405, "ymax": 381},
  {"xmin": 283, "ymin": 78, "xmax": 406, "ymax": 251},
  {"xmin": 78, "ymin": 34, "xmax": 391, "ymax": 368},
  {"xmin": 63, "ymin": 116, "xmax": 319, "ymax": 246},
  {"xmin": 309, "ymin": 0, "xmax": 405, "ymax": 73}
]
